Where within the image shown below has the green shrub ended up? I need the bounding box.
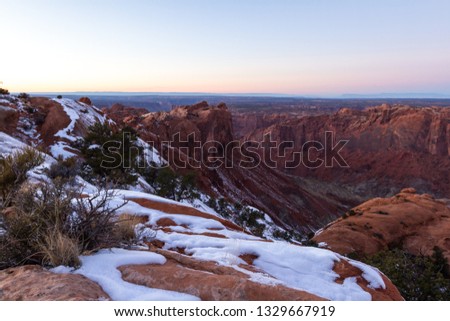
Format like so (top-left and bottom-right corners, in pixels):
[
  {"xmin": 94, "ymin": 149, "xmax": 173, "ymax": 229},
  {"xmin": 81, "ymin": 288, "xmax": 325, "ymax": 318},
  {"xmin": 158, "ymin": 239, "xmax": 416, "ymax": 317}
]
[
  {"xmin": 236, "ymin": 207, "xmax": 266, "ymax": 237},
  {"xmin": 237, "ymin": 207, "xmax": 264, "ymax": 226},
  {"xmin": 0, "ymin": 182, "xmax": 74, "ymax": 268},
  {"xmin": 342, "ymin": 209, "xmax": 362, "ymax": 219},
  {"xmin": 272, "ymin": 229, "xmax": 304, "ymax": 242},
  {"xmin": 204, "ymin": 197, "xmax": 230, "ymax": 218},
  {"xmin": 138, "ymin": 165, "xmax": 158, "ymax": 186},
  {"xmin": 364, "ymin": 248, "xmax": 450, "ymax": 300},
  {"xmin": 432, "ymin": 246, "xmax": 450, "ymax": 278},
  {"xmin": 302, "ymin": 239, "xmax": 319, "ymax": 247},
  {"xmin": 152, "ymin": 168, "xmax": 200, "ymax": 202},
  {"xmin": 0, "ymin": 147, "xmax": 44, "ymax": 207},
  {"xmin": 80, "ymin": 122, "xmax": 142, "ymax": 186},
  {"xmin": 17, "ymin": 92, "xmax": 30, "ymax": 100},
  {"xmin": 178, "ymin": 171, "xmax": 200, "ymax": 201},
  {"xmin": 250, "ymin": 225, "xmax": 265, "ymax": 237},
  {"xmin": 46, "ymin": 156, "xmax": 80, "ymax": 183},
  {"xmin": 373, "ymin": 232, "xmax": 384, "ymax": 240},
  {"xmin": 272, "ymin": 229, "xmax": 291, "ymax": 241},
  {"xmin": 206, "ymin": 197, "xmax": 217, "ymax": 210},
  {"xmin": 153, "ymin": 167, "xmax": 178, "ymax": 199},
  {"xmin": 216, "ymin": 198, "xmax": 229, "ymax": 218}
]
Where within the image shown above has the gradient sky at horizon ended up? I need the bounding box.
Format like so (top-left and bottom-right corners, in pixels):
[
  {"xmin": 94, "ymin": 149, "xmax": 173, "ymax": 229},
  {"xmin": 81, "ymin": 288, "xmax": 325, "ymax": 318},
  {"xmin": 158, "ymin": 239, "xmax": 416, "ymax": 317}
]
[{"xmin": 1, "ymin": 0, "xmax": 450, "ymax": 95}]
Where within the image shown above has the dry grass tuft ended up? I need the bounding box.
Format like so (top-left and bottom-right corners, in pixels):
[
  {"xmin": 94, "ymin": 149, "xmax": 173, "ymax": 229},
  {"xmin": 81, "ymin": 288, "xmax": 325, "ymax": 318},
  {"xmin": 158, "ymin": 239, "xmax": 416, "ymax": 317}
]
[
  {"xmin": 39, "ymin": 230, "xmax": 81, "ymax": 268},
  {"xmin": 114, "ymin": 214, "xmax": 146, "ymax": 244}
]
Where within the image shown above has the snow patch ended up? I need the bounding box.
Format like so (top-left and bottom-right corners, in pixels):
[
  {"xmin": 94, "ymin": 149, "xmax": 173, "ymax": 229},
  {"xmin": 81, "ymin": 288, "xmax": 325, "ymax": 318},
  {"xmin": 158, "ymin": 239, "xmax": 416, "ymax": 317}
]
[
  {"xmin": 0, "ymin": 132, "xmax": 27, "ymax": 155},
  {"xmin": 318, "ymin": 242, "xmax": 328, "ymax": 248},
  {"xmin": 49, "ymin": 141, "xmax": 78, "ymax": 160},
  {"xmin": 137, "ymin": 138, "xmax": 166, "ymax": 166},
  {"xmin": 148, "ymin": 228, "xmax": 379, "ymax": 300},
  {"xmin": 347, "ymin": 259, "xmax": 386, "ymax": 289},
  {"xmin": 0, "ymin": 105, "xmax": 15, "ymax": 112},
  {"xmin": 49, "ymin": 98, "xmax": 109, "ymax": 158},
  {"xmin": 52, "ymin": 248, "xmax": 199, "ymax": 301}
]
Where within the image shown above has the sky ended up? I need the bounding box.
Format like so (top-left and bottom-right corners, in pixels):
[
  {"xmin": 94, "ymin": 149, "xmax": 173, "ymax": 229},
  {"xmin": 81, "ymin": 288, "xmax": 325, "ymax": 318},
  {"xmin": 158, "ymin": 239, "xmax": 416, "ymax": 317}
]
[{"xmin": 1, "ymin": 0, "xmax": 450, "ymax": 96}]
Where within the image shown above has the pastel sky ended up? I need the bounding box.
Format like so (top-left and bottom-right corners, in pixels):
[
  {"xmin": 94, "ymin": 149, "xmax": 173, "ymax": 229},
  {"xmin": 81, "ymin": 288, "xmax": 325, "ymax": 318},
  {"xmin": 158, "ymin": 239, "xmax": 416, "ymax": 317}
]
[{"xmin": 1, "ymin": 0, "xmax": 450, "ymax": 95}]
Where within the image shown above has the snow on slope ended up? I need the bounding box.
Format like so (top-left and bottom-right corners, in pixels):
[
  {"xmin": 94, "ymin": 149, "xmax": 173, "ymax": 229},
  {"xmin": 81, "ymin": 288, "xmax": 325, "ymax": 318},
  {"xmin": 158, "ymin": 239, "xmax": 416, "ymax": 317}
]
[
  {"xmin": 0, "ymin": 131, "xmax": 27, "ymax": 154},
  {"xmin": 112, "ymin": 189, "xmax": 222, "ymax": 218},
  {"xmin": 137, "ymin": 137, "xmax": 166, "ymax": 167},
  {"xmin": 0, "ymin": 132, "xmax": 56, "ymax": 183},
  {"xmin": 49, "ymin": 99, "xmax": 165, "ymax": 167},
  {"xmin": 149, "ymin": 228, "xmax": 383, "ymax": 300},
  {"xmin": 53, "ymin": 98, "xmax": 108, "ymax": 142},
  {"xmin": 49, "ymin": 98, "xmax": 109, "ymax": 159},
  {"xmin": 53, "ymin": 249, "xmax": 198, "ymax": 301},
  {"xmin": 0, "ymin": 105, "xmax": 15, "ymax": 112},
  {"xmin": 42, "ymin": 180, "xmax": 388, "ymax": 301},
  {"xmin": 103, "ymin": 192, "xmax": 386, "ymax": 300}
]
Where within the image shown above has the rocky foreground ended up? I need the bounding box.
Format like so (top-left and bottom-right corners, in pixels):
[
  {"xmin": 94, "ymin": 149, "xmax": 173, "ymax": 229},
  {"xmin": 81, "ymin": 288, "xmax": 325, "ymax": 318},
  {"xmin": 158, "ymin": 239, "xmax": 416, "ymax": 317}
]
[{"xmin": 0, "ymin": 190, "xmax": 403, "ymax": 301}]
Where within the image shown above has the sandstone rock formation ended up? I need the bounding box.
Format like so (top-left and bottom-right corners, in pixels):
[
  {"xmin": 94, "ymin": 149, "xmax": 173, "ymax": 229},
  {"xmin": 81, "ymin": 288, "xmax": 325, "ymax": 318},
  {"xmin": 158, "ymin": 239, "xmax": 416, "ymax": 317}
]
[
  {"xmin": 0, "ymin": 265, "xmax": 109, "ymax": 300},
  {"xmin": 120, "ymin": 250, "xmax": 325, "ymax": 301},
  {"xmin": 116, "ymin": 195, "xmax": 403, "ymax": 301},
  {"xmin": 104, "ymin": 103, "xmax": 149, "ymax": 127},
  {"xmin": 105, "ymin": 102, "xmax": 449, "ymax": 233},
  {"xmin": 0, "ymin": 96, "xmax": 107, "ymax": 159},
  {"xmin": 30, "ymin": 97, "xmax": 72, "ymax": 146},
  {"xmin": 0, "ymin": 105, "xmax": 19, "ymax": 135},
  {"xmin": 78, "ymin": 97, "xmax": 92, "ymax": 105},
  {"xmin": 119, "ymin": 248, "xmax": 402, "ymax": 301},
  {"xmin": 241, "ymin": 105, "xmax": 450, "ymax": 198},
  {"xmin": 0, "ymin": 184, "xmax": 403, "ymax": 301},
  {"xmin": 313, "ymin": 189, "xmax": 450, "ymax": 264},
  {"xmin": 105, "ymin": 101, "xmax": 352, "ymax": 232}
]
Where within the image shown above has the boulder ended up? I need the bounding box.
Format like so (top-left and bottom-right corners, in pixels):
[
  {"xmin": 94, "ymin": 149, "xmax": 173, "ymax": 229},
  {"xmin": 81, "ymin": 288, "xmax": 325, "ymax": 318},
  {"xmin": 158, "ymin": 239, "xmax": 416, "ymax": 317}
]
[{"xmin": 0, "ymin": 265, "xmax": 109, "ymax": 300}]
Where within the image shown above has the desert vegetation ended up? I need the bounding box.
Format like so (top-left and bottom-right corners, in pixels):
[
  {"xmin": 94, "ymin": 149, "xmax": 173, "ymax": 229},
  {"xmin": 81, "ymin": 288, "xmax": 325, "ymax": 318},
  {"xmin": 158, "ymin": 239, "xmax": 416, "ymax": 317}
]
[
  {"xmin": 353, "ymin": 248, "xmax": 450, "ymax": 300},
  {"xmin": 79, "ymin": 122, "xmax": 142, "ymax": 186},
  {"xmin": 0, "ymin": 147, "xmax": 44, "ymax": 207},
  {"xmin": 0, "ymin": 150, "xmax": 129, "ymax": 269}
]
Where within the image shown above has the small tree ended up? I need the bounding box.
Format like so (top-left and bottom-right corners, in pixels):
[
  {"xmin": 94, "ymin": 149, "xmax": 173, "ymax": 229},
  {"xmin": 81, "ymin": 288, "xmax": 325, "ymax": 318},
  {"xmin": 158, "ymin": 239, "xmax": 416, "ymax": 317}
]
[
  {"xmin": 17, "ymin": 92, "xmax": 30, "ymax": 99},
  {"xmin": 0, "ymin": 88, "xmax": 9, "ymax": 95},
  {"xmin": 154, "ymin": 167, "xmax": 178, "ymax": 200},
  {"xmin": 178, "ymin": 171, "xmax": 200, "ymax": 201},
  {"xmin": 152, "ymin": 168, "xmax": 200, "ymax": 202},
  {"xmin": 216, "ymin": 197, "xmax": 229, "ymax": 217},
  {"xmin": 80, "ymin": 122, "xmax": 142, "ymax": 186},
  {"xmin": 236, "ymin": 207, "xmax": 266, "ymax": 237}
]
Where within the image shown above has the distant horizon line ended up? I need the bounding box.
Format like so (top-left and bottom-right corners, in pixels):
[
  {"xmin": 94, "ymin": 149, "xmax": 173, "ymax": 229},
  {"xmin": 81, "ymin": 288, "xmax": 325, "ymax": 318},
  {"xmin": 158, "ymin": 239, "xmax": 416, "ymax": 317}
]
[{"xmin": 7, "ymin": 91, "xmax": 450, "ymax": 99}]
